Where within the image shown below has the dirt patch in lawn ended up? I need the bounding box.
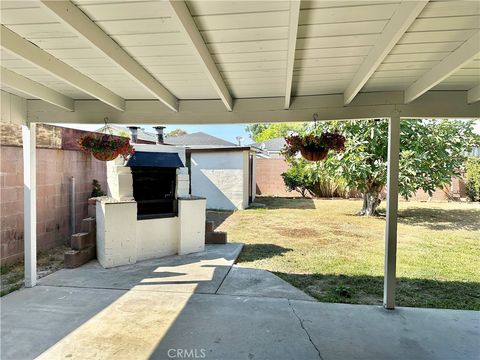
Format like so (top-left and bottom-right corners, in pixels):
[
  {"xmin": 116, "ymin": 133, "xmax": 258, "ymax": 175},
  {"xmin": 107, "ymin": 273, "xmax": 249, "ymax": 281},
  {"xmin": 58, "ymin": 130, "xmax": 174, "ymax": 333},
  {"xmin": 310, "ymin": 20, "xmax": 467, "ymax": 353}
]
[
  {"xmin": 274, "ymin": 226, "xmax": 319, "ymax": 238},
  {"xmin": 1, "ymin": 245, "xmax": 68, "ymax": 296}
]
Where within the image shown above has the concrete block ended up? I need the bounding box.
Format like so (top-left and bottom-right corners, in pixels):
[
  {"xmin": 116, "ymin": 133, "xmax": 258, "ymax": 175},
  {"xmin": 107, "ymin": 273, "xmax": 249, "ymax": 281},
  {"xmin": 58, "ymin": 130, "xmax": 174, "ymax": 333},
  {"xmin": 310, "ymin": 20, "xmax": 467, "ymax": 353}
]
[
  {"xmin": 71, "ymin": 232, "xmax": 95, "ymax": 250},
  {"xmin": 205, "ymin": 231, "xmax": 227, "ymax": 245},
  {"xmin": 64, "ymin": 246, "xmax": 96, "ymax": 268},
  {"xmin": 205, "ymin": 221, "xmax": 214, "ymax": 234},
  {"xmin": 117, "ymin": 173, "xmax": 133, "ymax": 199},
  {"xmin": 176, "ymin": 167, "xmax": 189, "ymax": 175},
  {"xmin": 176, "ymin": 174, "xmax": 189, "ymax": 181},
  {"xmin": 88, "ymin": 203, "xmax": 97, "ymax": 218},
  {"xmin": 81, "ymin": 217, "xmax": 96, "ymax": 233},
  {"xmin": 177, "ymin": 181, "xmax": 190, "ymax": 197}
]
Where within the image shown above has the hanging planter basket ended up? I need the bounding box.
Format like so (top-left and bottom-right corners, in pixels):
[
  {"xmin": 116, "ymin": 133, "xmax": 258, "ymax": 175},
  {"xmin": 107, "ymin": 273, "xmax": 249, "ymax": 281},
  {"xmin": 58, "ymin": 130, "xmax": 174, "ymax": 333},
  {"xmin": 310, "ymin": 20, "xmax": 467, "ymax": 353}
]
[
  {"xmin": 91, "ymin": 148, "xmax": 119, "ymax": 161},
  {"xmin": 299, "ymin": 147, "xmax": 329, "ymax": 161},
  {"xmin": 78, "ymin": 118, "xmax": 134, "ymax": 162},
  {"xmin": 285, "ymin": 131, "xmax": 346, "ymax": 162},
  {"xmin": 78, "ymin": 134, "xmax": 134, "ymax": 162}
]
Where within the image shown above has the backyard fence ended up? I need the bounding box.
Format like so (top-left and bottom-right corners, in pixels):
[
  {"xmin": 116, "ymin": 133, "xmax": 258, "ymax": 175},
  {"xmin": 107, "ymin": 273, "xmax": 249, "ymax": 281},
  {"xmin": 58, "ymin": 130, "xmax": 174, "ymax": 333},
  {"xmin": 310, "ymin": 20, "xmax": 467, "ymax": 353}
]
[{"xmin": 0, "ymin": 123, "xmax": 107, "ymax": 264}]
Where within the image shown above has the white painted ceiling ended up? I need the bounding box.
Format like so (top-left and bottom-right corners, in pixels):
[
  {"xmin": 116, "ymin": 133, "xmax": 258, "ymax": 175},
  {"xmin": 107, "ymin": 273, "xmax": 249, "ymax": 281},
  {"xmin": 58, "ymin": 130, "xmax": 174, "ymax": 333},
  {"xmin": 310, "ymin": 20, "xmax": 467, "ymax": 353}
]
[{"xmin": 1, "ymin": 0, "xmax": 479, "ymax": 107}]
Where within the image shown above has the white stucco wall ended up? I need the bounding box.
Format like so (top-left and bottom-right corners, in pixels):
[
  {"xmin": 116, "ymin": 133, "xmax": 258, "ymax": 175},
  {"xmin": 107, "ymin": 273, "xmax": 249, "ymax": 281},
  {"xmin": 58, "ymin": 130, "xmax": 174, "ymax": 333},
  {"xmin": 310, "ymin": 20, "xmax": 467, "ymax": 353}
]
[
  {"xmin": 190, "ymin": 150, "xmax": 250, "ymax": 210},
  {"xmin": 136, "ymin": 217, "xmax": 179, "ymax": 261},
  {"xmin": 96, "ymin": 197, "xmax": 206, "ymax": 268},
  {"xmin": 96, "ymin": 200, "xmax": 138, "ymax": 268},
  {"xmin": 178, "ymin": 198, "xmax": 206, "ymax": 255}
]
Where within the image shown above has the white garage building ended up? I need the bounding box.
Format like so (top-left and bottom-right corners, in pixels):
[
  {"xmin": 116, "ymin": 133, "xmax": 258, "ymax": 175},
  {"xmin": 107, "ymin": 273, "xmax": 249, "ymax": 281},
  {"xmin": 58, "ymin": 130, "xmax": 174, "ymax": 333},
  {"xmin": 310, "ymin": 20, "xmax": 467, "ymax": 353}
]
[
  {"xmin": 167, "ymin": 132, "xmax": 256, "ymax": 211},
  {"xmin": 188, "ymin": 146, "xmax": 256, "ymax": 211}
]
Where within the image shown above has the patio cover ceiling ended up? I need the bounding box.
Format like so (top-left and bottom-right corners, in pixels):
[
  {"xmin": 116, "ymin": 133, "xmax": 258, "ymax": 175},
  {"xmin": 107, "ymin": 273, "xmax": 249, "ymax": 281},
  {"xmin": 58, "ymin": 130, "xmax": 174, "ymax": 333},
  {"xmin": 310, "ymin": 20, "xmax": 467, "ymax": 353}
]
[{"xmin": 1, "ymin": 0, "xmax": 479, "ymax": 124}]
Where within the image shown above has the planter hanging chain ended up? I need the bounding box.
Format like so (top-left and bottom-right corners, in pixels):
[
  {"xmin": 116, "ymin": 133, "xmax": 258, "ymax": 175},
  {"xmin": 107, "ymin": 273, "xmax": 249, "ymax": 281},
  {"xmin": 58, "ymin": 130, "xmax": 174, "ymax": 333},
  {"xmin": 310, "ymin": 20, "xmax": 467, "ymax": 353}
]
[{"xmin": 313, "ymin": 113, "xmax": 319, "ymax": 134}]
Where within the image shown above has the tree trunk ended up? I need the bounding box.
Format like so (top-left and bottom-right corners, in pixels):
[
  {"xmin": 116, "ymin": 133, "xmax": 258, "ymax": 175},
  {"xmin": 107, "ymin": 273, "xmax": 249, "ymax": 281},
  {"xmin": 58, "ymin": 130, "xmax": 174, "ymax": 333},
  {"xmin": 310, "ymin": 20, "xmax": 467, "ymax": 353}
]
[{"xmin": 359, "ymin": 188, "xmax": 382, "ymax": 216}]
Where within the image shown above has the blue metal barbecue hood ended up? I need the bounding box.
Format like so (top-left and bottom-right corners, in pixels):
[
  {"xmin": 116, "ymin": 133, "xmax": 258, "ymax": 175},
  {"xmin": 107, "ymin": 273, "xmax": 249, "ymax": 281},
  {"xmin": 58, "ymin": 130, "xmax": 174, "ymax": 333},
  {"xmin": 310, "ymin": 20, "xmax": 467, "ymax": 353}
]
[{"xmin": 126, "ymin": 151, "xmax": 184, "ymax": 168}]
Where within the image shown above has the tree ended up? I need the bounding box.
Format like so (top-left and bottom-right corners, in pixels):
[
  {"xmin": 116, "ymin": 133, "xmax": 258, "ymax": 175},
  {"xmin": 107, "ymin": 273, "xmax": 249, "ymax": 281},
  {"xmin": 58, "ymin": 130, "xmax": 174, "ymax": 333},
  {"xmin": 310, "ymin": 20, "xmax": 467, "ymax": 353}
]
[
  {"xmin": 283, "ymin": 119, "xmax": 478, "ymax": 216},
  {"xmin": 465, "ymin": 157, "xmax": 480, "ymax": 202},
  {"xmin": 246, "ymin": 122, "xmax": 303, "ymax": 142},
  {"xmin": 117, "ymin": 129, "xmax": 130, "ymax": 138},
  {"xmin": 166, "ymin": 128, "xmax": 187, "ymax": 137}
]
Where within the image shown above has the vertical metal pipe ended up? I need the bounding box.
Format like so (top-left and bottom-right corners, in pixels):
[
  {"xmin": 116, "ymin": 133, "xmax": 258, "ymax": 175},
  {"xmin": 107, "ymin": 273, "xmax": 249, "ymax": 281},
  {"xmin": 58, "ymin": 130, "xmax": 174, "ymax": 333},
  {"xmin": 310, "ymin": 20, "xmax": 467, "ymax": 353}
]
[{"xmin": 70, "ymin": 176, "xmax": 76, "ymax": 235}]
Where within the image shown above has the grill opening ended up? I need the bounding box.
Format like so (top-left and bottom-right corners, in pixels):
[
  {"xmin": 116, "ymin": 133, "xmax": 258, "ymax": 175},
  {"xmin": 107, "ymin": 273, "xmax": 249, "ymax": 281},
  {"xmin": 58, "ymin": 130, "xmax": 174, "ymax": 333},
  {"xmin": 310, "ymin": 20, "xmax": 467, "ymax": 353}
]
[{"xmin": 131, "ymin": 167, "xmax": 177, "ymax": 220}]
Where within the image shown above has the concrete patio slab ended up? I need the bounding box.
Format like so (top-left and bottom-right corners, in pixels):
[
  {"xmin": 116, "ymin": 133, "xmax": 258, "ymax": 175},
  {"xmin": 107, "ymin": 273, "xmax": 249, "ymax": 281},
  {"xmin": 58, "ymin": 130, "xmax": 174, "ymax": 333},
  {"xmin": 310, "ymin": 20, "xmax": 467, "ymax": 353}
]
[
  {"xmin": 290, "ymin": 301, "xmax": 480, "ymax": 360},
  {"xmin": 1, "ymin": 243, "xmax": 479, "ymax": 360},
  {"xmin": 217, "ymin": 265, "xmax": 315, "ymax": 301},
  {"xmin": 34, "ymin": 291, "xmax": 319, "ymax": 360},
  {"xmin": 0, "ymin": 286, "xmax": 126, "ymax": 360},
  {"xmin": 38, "ymin": 243, "xmax": 243, "ymax": 294}
]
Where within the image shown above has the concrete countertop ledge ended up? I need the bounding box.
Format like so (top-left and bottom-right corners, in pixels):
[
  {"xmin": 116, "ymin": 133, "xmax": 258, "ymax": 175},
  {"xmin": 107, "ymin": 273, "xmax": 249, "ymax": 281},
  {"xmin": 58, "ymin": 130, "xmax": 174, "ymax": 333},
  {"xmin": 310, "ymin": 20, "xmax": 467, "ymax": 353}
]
[
  {"xmin": 94, "ymin": 196, "xmax": 136, "ymax": 204},
  {"xmin": 178, "ymin": 195, "xmax": 206, "ymax": 201}
]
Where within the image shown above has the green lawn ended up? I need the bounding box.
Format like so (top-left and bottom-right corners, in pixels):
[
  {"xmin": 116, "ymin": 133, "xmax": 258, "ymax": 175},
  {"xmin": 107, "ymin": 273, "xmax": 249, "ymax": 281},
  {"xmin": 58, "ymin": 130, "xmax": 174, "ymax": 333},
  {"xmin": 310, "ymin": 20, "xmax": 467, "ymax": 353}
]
[{"xmin": 208, "ymin": 197, "xmax": 480, "ymax": 310}]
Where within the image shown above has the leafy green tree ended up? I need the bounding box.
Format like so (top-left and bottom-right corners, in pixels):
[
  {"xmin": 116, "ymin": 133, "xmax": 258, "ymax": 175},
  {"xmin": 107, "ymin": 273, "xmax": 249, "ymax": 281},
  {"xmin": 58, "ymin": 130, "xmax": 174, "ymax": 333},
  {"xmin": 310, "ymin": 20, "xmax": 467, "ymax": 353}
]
[
  {"xmin": 117, "ymin": 130, "xmax": 130, "ymax": 138},
  {"xmin": 246, "ymin": 122, "xmax": 303, "ymax": 142},
  {"xmin": 284, "ymin": 119, "xmax": 478, "ymax": 216},
  {"xmin": 166, "ymin": 128, "xmax": 187, "ymax": 137},
  {"xmin": 465, "ymin": 157, "xmax": 480, "ymax": 202}
]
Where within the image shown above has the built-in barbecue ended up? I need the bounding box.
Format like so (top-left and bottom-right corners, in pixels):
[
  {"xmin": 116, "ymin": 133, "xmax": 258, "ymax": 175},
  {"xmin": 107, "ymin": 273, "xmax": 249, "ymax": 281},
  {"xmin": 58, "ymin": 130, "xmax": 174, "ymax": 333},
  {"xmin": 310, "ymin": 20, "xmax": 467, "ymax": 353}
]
[
  {"xmin": 94, "ymin": 134, "xmax": 206, "ymax": 269},
  {"xmin": 127, "ymin": 151, "xmax": 184, "ymax": 219}
]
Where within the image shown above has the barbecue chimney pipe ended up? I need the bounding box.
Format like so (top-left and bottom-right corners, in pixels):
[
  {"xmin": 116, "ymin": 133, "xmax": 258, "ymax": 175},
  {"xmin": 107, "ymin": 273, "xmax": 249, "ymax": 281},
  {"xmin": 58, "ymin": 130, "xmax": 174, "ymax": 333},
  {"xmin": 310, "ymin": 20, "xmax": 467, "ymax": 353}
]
[
  {"xmin": 153, "ymin": 126, "xmax": 166, "ymax": 144},
  {"xmin": 127, "ymin": 126, "xmax": 139, "ymax": 143}
]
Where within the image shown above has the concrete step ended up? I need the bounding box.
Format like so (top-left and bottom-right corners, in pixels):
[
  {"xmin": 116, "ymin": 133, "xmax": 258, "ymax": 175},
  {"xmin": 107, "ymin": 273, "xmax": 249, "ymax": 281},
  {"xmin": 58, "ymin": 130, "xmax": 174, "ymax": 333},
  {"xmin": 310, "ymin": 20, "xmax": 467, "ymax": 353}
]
[
  {"xmin": 87, "ymin": 198, "xmax": 97, "ymax": 218},
  {"xmin": 64, "ymin": 246, "xmax": 96, "ymax": 268},
  {"xmin": 71, "ymin": 232, "xmax": 95, "ymax": 251},
  {"xmin": 205, "ymin": 231, "xmax": 227, "ymax": 244},
  {"xmin": 81, "ymin": 217, "xmax": 96, "ymax": 234},
  {"xmin": 205, "ymin": 221, "xmax": 215, "ymax": 234}
]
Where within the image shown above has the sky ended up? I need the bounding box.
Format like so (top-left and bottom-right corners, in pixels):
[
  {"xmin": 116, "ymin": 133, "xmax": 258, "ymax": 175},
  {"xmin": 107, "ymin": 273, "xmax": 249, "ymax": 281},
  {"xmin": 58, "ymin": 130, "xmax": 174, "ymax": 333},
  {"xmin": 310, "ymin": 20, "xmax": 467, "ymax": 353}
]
[
  {"xmin": 54, "ymin": 123, "xmax": 253, "ymax": 144},
  {"xmin": 53, "ymin": 120, "xmax": 480, "ymax": 144}
]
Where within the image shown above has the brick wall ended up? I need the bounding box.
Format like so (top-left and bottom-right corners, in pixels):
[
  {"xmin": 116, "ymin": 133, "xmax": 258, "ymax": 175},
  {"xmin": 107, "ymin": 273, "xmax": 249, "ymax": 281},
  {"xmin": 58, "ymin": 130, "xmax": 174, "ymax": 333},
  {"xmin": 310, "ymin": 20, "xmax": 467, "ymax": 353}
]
[{"xmin": 1, "ymin": 124, "xmax": 108, "ymax": 264}]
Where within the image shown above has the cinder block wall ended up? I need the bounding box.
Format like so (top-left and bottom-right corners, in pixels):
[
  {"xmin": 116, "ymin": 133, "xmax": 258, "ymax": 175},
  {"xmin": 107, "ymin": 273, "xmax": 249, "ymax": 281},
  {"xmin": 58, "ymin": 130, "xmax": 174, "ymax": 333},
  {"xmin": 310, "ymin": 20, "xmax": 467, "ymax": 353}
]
[
  {"xmin": 255, "ymin": 158, "xmax": 298, "ymax": 197},
  {"xmin": 0, "ymin": 123, "xmax": 108, "ymax": 264},
  {"xmin": 256, "ymin": 157, "xmax": 466, "ymax": 200}
]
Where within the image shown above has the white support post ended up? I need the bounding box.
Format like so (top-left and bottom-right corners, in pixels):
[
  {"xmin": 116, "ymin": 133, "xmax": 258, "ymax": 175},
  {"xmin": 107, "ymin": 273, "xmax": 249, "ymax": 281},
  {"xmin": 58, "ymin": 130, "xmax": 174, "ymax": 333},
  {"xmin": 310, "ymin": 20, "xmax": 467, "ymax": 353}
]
[
  {"xmin": 384, "ymin": 115, "xmax": 400, "ymax": 310},
  {"xmin": 22, "ymin": 122, "xmax": 37, "ymax": 287}
]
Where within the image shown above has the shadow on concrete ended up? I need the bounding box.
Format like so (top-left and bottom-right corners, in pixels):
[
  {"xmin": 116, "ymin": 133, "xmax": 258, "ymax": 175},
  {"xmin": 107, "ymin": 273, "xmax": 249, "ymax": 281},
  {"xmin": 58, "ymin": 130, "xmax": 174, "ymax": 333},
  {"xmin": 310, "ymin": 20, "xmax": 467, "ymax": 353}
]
[
  {"xmin": 1, "ymin": 244, "xmax": 243, "ymax": 360},
  {"xmin": 206, "ymin": 210, "xmax": 234, "ymax": 230},
  {"xmin": 254, "ymin": 196, "xmax": 316, "ymax": 209},
  {"xmin": 274, "ymin": 272, "xmax": 480, "ymax": 311},
  {"xmin": 237, "ymin": 244, "xmax": 293, "ymax": 263},
  {"xmin": 3, "ymin": 242, "xmax": 479, "ymax": 360},
  {"xmin": 396, "ymin": 207, "xmax": 480, "ymax": 231}
]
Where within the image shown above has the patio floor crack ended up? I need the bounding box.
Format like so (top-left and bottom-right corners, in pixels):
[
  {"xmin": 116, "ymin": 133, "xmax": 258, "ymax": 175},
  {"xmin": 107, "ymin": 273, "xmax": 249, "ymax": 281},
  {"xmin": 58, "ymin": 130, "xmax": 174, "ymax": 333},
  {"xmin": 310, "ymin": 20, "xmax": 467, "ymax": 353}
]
[{"xmin": 288, "ymin": 299, "xmax": 324, "ymax": 360}]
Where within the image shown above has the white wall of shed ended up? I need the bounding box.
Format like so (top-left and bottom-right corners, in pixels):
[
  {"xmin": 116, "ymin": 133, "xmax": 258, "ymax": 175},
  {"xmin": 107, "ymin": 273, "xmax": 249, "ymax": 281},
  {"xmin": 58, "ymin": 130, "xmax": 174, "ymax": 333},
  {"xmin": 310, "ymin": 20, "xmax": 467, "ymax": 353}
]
[{"xmin": 190, "ymin": 150, "xmax": 248, "ymax": 210}]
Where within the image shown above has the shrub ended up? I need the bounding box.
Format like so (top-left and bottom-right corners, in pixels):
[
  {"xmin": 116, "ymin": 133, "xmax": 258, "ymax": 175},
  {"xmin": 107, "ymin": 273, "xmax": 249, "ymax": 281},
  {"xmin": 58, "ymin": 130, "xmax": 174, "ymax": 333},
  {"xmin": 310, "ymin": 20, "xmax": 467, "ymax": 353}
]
[
  {"xmin": 281, "ymin": 162, "xmax": 313, "ymax": 198},
  {"xmin": 282, "ymin": 159, "xmax": 350, "ymax": 198},
  {"xmin": 91, "ymin": 179, "xmax": 106, "ymax": 198},
  {"xmin": 465, "ymin": 157, "xmax": 480, "ymax": 202}
]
